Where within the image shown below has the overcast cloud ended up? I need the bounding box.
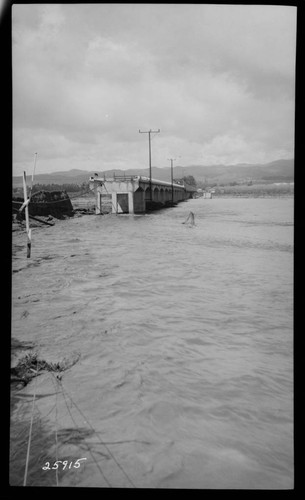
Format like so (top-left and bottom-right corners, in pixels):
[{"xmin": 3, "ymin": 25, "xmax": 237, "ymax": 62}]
[{"xmin": 12, "ymin": 4, "xmax": 297, "ymax": 176}]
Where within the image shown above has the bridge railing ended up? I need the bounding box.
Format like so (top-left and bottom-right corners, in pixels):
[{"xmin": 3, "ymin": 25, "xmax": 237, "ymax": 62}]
[
  {"xmin": 89, "ymin": 174, "xmax": 191, "ymax": 190},
  {"xmin": 89, "ymin": 174, "xmax": 140, "ymax": 182}
]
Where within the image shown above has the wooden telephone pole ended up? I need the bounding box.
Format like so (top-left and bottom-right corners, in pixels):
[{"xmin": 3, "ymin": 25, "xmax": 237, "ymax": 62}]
[
  {"xmin": 139, "ymin": 129, "xmax": 160, "ymax": 201},
  {"xmin": 168, "ymin": 157, "xmax": 180, "ymax": 204}
]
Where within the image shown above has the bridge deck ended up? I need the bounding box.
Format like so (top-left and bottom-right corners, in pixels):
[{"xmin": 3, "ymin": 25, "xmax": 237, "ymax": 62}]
[{"xmin": 89, "ymin": 175, "xmax": 197, "ymax": 214}]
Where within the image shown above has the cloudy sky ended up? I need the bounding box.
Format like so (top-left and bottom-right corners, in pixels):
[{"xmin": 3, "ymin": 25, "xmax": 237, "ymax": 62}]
[{"xmin": 12, "ymin": 3, "xmax": 296, "ymax": 176}]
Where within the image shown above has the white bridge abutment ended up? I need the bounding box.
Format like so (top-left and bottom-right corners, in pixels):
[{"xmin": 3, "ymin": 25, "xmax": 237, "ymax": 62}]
[
  {"xmin": 128, "ymin": 191, "xmax": 134, "ymax": 214},
  {"xmin": 111, "ymin": 193, "xmax": 117, "ymax": 213}
]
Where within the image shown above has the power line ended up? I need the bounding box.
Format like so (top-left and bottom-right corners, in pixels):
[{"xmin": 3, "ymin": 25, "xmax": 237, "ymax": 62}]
[
  {"xmin": 59, "ymin": 380, "xmax": 136, "ymax": 487},
  {"xmin": 23, "ymin": 366, "xmax": 39, "ymax": 486},
  {"xmin": 59, "ymin": 383, "xmax": 112, "ymax": 488}
]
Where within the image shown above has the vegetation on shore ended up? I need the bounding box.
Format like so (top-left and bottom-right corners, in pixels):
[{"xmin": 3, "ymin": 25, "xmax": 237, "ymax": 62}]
[
  {"xmin": 12, "ymin": 182, "xmax": 89, "ymax": 197},
  {"xmin": 11, "ymin": 351, "xmax": 81, "ymax": 389},
  {"xmin": 212, "ymin": 182, "xmax": 294, "ymax": 197},
  {"xmin": 175, "ymin": 175, "xmax": 293, "ymax": 197}
]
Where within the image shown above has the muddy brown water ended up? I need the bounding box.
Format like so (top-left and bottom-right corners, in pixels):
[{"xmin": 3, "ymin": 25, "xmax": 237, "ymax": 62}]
[{"xmin": 11, "ymin": 197, "xmax": 293, "ymax": 488}]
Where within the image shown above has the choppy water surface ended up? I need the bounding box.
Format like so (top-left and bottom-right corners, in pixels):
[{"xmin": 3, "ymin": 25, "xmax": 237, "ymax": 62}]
[{"xmin": 11, "ymin": 197, "xmax": 294, "ymax": 488}]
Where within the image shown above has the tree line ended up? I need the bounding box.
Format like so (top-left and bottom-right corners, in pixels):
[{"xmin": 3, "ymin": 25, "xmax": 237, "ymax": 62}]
[
  {"xmin": 31, "ymin": 182, "xmax": 89, "ymax": 193},
  {"xmin": 13, "ymin": 182, "xmax": 89, "ymax": 196}
]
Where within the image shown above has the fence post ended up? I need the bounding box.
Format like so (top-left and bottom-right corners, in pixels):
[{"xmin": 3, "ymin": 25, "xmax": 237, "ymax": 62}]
[{"xmin": 23, "ymin": 171, "xmax": 31, "ymax": 258}]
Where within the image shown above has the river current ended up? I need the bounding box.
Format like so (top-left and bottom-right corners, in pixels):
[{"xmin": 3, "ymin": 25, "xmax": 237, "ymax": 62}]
[{"xmin": 10, "ymin": 196, "xmax": 294, "ymax": 488}]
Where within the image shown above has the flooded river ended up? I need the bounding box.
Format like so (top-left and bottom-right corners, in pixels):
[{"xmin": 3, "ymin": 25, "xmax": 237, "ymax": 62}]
[{"xmin": 10, "ymin": 196, "xmax": 294, "ymax": 488}]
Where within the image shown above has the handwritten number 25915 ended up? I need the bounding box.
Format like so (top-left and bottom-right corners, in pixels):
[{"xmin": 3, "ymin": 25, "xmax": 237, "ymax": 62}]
[{"xmin": 42, "ymin": 458, "xmax": 87, "ymax": 470}]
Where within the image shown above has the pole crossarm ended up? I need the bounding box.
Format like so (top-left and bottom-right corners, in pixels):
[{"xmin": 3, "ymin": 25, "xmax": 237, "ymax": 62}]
[{"xmin": 139, "ymin": 129, "xmax": 160, "ymax": 134}]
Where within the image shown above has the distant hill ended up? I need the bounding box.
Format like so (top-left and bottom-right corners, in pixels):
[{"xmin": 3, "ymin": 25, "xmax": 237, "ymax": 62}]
[{"xmin": 13, "ymin": 159, "xmax": 294, "ymax": 187}]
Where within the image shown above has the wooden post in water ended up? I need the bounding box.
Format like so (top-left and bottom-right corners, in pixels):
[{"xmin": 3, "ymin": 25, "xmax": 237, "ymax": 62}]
[{"xmin": 23, "ymin": 171, "xmax": 31, "ymax": 258}]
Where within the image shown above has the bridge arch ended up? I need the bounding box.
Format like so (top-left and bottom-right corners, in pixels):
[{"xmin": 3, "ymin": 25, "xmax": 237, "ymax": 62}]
[
  {"xmin": 153, "ymin": 186, "xmax": 160, "ymax": 202},
  {"xmin": 145, "ymin": 186, "xmax": 151, "ymax": 201}
]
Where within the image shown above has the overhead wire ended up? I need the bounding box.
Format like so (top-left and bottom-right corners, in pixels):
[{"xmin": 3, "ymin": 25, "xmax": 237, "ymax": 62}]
[
  {"xmin": 56, "ymin": 377, "xmax": 112, "ymax": 488},
  {"xmin": 23, "ymin": 366, "xmax": 39, "ymax": 486},
  {"xmin": 9, "ymin": 400, "xmax": 58, "ymax": 462},
  {"xmin": 59, "ymin": 381, "xmax": 136, "ymax": 488},
  {"xmin": 53, "ymin": 377, "xmax": 59, "ymax": 486},
  {"xmin": 43, "ymin": 369, "xmax": 136, "ymax": 487}
]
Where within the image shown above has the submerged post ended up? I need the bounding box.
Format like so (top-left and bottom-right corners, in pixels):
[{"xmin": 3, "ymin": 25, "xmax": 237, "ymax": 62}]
[{"xmin": 22, "ymin": 171, "xmax": 31, "ymax": 258}]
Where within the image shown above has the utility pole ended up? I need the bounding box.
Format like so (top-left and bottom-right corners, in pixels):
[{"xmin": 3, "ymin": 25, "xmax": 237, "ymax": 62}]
[
  {"xmin": 168, "ymin": 157, "xmax": 180, "ymax": 204},
  {"xmin": 168, "ymin": 158, "xmax": 175, "ymax": 204},
  {"xmin": 139, "ymin": 129, "xmax": 160, "ymax": 201}
]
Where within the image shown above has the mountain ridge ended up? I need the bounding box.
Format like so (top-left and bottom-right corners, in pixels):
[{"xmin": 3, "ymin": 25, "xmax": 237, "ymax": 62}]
[{"xmin": 13, "ymin": 158, "xmax": 294, "ymax": 187}]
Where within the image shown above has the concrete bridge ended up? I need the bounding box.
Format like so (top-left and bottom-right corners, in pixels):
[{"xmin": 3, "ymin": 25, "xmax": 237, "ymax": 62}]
[{"xmin": 89, "ymin": 174, "xmax": 197, "ymax": 214}]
